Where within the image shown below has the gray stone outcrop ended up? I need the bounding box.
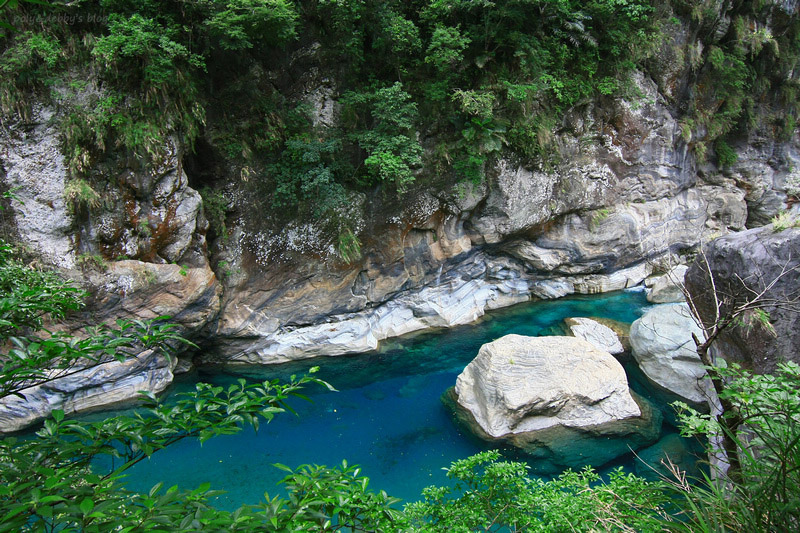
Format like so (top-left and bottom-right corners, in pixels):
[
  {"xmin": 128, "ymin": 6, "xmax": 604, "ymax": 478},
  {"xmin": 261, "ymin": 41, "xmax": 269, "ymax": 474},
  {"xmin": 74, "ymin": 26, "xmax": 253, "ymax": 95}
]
[
  {"xmin": 630, "ymin": 303, "xmax": 714, "ymax": 410},
  {"xmin": 563, "ymin": 317, "xmax": 625, "ymax": 355},
  {"xmin": 646, "ymin": 264, "xmax": 689, "ymax": 304},
  {"xmin": 1, "ymin": 105, "xmax": 76, "ymax": 268},
  {"xmin": 0, "ymin": 349, "xmax": 174, "ymax": 434},
  {"xmin": 684, "ymin": 224, "xmax": 800, "ymax": 373}
]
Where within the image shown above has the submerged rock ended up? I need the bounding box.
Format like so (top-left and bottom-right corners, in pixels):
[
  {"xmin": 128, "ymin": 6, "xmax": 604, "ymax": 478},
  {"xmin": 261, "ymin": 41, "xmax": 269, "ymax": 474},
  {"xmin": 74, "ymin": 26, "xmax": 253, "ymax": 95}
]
[
  {"xmin": 630, "ymin": 303, "xmax": 714, "ymax": 411},
  {"xmin": 634, "ymin": 432, "xmax": 704, "ymax": 482},
  {"xmin": 449, "ymin": 335, "xmax": 661, "ymax": 472}
]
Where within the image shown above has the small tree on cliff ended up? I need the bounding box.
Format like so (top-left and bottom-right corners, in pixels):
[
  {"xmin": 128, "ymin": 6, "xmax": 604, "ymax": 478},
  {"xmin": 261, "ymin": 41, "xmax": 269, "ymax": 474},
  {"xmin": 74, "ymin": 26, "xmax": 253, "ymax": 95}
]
[{"xmin": 669, "ymin": 230, "xmax": 800, "ymax": 531}]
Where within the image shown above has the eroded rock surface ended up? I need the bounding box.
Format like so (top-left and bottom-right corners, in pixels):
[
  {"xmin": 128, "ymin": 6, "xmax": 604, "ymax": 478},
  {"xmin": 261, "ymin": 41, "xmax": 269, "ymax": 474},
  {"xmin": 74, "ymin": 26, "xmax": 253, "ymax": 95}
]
[
  {"xmin": 564, "ymin": 317, "xmax": 625, "ymax": 355},
  {"xmin": 647, "ymin": 264, "xmax": 689, "ymax": 304},
  {"xmin": 455, "ymin": 335, "xmax": 640, "ymax": 437},
  {"xmin": 0, "ymin": 260, "xmax": 221, "ymax": 434},
  {"xmin": 0, "ymin": 350, "xmax": 174, "ymax": 434},
  {"xmin": 1, "ymin": 105, "xmax": 76, "ymax": 268}
]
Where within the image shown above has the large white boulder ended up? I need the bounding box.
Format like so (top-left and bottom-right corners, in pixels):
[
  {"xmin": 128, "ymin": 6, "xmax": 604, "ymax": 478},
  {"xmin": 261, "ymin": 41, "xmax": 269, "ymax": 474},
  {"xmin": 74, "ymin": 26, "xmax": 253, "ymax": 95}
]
[
  {"xmin": 630, "ymin": 303, "xmax": 714, "ymax": 410},
  {"xmin": 455, "ymin": 335, "xmax": 641, "ymax": 437},
  {"xmin": 450, "ymin": 334, "xmax": 661, "ymax": 472}
]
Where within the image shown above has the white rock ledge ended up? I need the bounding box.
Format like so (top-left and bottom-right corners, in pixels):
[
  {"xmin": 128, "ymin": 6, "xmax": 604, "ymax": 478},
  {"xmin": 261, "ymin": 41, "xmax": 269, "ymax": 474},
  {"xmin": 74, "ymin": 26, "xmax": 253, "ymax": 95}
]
[{"xmin": 216, "ymin": 263, "xmax": 655, "ymax": 366}]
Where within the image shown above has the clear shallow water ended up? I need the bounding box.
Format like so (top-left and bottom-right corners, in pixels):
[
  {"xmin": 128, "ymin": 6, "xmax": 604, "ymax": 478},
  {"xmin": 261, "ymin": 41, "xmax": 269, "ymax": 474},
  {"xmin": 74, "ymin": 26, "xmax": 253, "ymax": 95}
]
[{"xmin": 115, "ymin": 290, "xmax": 690, "ymax": 509}]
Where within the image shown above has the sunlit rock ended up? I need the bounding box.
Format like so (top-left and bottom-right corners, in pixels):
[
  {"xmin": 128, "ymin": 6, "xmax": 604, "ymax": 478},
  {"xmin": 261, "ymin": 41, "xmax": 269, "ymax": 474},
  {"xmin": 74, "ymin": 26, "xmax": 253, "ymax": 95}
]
[
  {"xmin": 564, "ymin": 317, "xmax": 625, "ymax": 355},
  {"xmin": 646, "ymin": 264, "xmax": 689, "ymax": 304},
  {"xmin": 448, "ymin": 335, "xmax": 661, "ymax": 472}
]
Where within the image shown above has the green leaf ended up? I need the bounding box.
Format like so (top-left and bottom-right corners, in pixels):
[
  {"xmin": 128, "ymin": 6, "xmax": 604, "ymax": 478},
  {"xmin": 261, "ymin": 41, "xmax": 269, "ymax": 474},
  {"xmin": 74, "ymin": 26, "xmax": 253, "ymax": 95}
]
[{"xmin": 79, "ymin": 497, "xmax": 94, "ymax": 515}]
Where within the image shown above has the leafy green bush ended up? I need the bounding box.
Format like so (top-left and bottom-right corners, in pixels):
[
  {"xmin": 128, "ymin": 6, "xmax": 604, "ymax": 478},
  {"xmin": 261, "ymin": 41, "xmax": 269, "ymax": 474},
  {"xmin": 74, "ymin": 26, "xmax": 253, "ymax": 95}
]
[
  {"xmin": 713, "ymin": 138, "xmax": 738, "ymax": 167},
  {"xmin": 342, "ymin": 83, "xmax": 422, "ymax": 191},
  {"xmin": 674, "ymin": 362, "xmax": 800, "ymax": 532},
  {"xmin": 199, "ymin": 187, "xmax": 230, "ymax": 241},
  {"xmin": 270, "ymin": 136, "xmax": 349, "ymax": 218},
  {"xmin": 405, "ymin": 450, "xmax": 669, "ymax": 532},
  {"xmin": 0, "ymin": 31, "xmax": 62, "ymax": 118},
  {"xmin": 0, "ymin": 240, "xmax": 84, "ymax": 337},
  {"xmin": 204, "ymin": 0, "xmax": 299, "ymax": 51}
]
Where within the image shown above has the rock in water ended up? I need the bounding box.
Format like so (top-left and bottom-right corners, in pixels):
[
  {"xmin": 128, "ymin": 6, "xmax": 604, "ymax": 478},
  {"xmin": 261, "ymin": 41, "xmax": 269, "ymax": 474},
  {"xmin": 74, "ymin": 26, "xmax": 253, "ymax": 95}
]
[
  {"xmin": 563, "ymin": 317, "xmax": 626, "ymax": 355},
  {"xmin": 450, "ymin": 335, "xmax": 661, "ymax": 472},
  {"xmin": 630, "ymin": 303, "xmax": 714, "ymax": 412}
]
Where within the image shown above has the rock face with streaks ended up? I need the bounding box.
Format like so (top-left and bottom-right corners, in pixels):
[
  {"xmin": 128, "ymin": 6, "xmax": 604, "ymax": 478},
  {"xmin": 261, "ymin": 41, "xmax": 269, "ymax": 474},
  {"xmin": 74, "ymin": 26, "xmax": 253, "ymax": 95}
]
[
  {"xmin": 1, "ymin": 105, "xmax": 76, "ymax": 268},
  {"xmin": 1, "ymin": 48, "xmax": 798, "ymax": 428},
  {"xmin": 0, "ymin": 260, "xmax": 221, "ymax": 434},
  {"xmin": 448, "ymin": 335, "xmax": 661, "ymax": 472},
  {"xmin": 0, "ymin": 350, "xmax": 174, "ymax": 434}
]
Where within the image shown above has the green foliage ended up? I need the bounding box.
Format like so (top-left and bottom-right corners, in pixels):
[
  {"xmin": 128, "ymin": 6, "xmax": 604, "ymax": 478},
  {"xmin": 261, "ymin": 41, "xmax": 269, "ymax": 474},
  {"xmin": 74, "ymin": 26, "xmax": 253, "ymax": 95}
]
[
  {"xmin": 405, "ymin": 450, "xmax": 669, "ymax": 532},
  {"xmin": 342, "ymin": 82, "xmax": 422, "ymax": 190},
  {"xmin": 771, "ymin": 211, "xmax": 799, "ymax": 233},
  {"xmin": 0, "ymin": 30, "xmax": 61, "ymax": 118},
  {"xmin": 425, "ymin": 24, "xmax": 471, "ymax": 73},
  {"xmin": 0, "ymin": 240, "xmax": 84, "ymax": 338},
  {"xmin": 713, "ymin": 138, "xmax": 738, "ymax": 167},
  {"xmin": 270, "ymin": 136, "xmax": 349, "ymax": 218},
  {"xmin": 199, "ymin": 187, "xmax": 229, "ymax": 241},
  {"xmin": 673, "ymin": 362, "xmax": 800, "ymax": 531},
  {"xmin": 590, "ymin": 207, "xmax": 612, "ymax": 229},
  {"xmin": 264, "ymin": 461, "xmax": 405, "ymax": 531},
  {"xmin": 87, "ymin": 13, "xmax": 206, "ymax": 160},
  {"xmin": 63, "ymin": 178, "xmax": 101, "ymax": 213},
  {"xmin": 0, "ymin": 373, "xmax": 341, "ymax": 532},
  {"xmin": 204, "ymin": 0, "xmax": 299, "ymax": 51},
  {"xmin": 336, "ymin": 227, "xmax": 362, "ymax": 264},
  {"xmin": 673, "ymin": 2, "xmax": 800, "ymax": 156},
  {"xmin": 76, "ymin": 252, "xmax": 107, "ymax": 271}
]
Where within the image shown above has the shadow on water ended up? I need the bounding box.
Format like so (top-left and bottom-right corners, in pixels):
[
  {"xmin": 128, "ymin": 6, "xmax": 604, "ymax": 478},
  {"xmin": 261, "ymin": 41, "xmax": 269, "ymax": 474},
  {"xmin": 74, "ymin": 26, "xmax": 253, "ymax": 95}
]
[{"xmin": 113, "ymin": 290, "xmax": 705, "ymax": 509}]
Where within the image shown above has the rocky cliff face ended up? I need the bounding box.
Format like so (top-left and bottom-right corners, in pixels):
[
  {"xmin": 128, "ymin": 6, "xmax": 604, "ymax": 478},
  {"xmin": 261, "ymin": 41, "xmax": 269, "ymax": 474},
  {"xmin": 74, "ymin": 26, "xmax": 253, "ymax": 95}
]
[
  {"xmin": 1, "ymin": 23, "xmax": 799, "ymax": 428},
  {"xmin": 685, "ymin": 223, "xmax": 800, "ymax": 374},
  {"xmin": 208, "ymin": 68, "xmax": 792, "ymax": 366}
]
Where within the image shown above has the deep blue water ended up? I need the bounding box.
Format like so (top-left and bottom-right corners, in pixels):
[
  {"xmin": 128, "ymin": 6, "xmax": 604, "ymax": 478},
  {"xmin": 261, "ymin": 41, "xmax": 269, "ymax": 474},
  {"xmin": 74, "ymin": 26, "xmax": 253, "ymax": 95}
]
[{"xmin": 115, "ymin": 289, "xmax": 694, "ymax": 509}]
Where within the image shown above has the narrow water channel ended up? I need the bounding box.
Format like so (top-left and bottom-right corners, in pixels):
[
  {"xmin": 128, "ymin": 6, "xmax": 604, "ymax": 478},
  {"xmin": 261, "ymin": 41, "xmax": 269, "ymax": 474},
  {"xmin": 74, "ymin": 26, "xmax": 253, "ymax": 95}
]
[{"xmin": 117, "ymin": 289, "xmax": 699, "ymax": 509}]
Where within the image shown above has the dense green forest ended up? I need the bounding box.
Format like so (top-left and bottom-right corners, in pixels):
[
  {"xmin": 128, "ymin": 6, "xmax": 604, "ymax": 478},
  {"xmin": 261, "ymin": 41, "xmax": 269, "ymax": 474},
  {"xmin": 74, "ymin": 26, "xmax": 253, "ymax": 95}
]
[{"xmin": 2, "ymin": 0, "xmax": 799, "ymax": 253}]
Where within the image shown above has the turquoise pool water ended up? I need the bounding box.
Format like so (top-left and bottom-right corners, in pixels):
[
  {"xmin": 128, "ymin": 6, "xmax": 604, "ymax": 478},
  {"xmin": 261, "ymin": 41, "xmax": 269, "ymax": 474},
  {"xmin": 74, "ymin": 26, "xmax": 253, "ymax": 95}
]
[{"xmin": 117, "ymin": 289, "xmax": 691, "ymax": 509}]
